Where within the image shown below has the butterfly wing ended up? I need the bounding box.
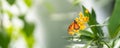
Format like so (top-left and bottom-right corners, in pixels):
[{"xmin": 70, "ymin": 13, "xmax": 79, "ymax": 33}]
[
  {"xmin": 68, "ymin": 20, "xmax": 80, "ymax": 32},
  {"xmin": 68, "ymin": 22, "xmax": 74, "ymax": 32},
  {"xmin": 73, "ymin": 20, "xmax": 80, "ymax": 30}
]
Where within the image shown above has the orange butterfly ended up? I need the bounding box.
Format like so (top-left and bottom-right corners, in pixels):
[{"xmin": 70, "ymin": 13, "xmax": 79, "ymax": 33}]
[{"xmin": 68, "ymin": 20, "xmax": 80, "ymax": 35}]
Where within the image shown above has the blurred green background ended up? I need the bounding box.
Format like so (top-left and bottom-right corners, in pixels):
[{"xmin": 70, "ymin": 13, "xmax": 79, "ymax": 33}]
[{"xmin": 0, "ymin": 0, "xmax": 115, "ymax": 48}]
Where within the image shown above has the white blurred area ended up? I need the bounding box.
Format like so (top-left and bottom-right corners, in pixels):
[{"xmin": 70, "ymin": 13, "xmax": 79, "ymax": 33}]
[{"xmin": 2, "ymin": 0, "xmax": 46, "ymax": 48}]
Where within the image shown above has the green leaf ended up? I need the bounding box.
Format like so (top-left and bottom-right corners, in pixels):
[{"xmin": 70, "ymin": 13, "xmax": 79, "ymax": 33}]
[
  {"xmin": 23, "ymin": 22, "xmax": 35, "ymax": 37},
  {"xmin": 19, "ymin": 15, "xmax": 25, "ymax": 20},
  {"xmin": 80, "ymin": 35, "xmax": 93, "ymax": 43},
  {"xmin": 112, "ymin": 25, "xmax": 120, "ymax": 38},
  {"xmin": 24, "ymin": 0, "xmax": 32, "ymax": 7},
  {"xmin": 19, "ymin": 15, "xmax": 35, "ymax": 37},
  {"xmin": 80, "ymin": 30, "xmax": 94, "ymax": 38},
  {"xmin": 6, "ymin": 0, "xmax": 16, "ymax": 5},
  {"xmin": 78, "ymin": 30, "xmax": 94, "ymax": 43},
  {"xmin": 82, "ymin": 6, "xmax": 90, "ymax": 16},
  {"xmin": 111, "ymin": 38, "xmax": 118, "ymax": 48},
  {"xmin": 91, "ymin": 9, "xmax": 104, "ymax": 37},
  {"xmin": 0, "ymin": 31, "xmax": 10, "ymax": 48},
  {"xmin": 5, "ymin": 25, "xmax": 13, "ymax": 35},
  {"xmin": 108, "ymin": 0, "xmax": 120, "ymax": 38},
  {"xmin": 25, "ymin": 36, "xmax": 34, "ymax": 48},
  {"xmin": 82, "ymin": 6, "xmax": 104, "ymax": 37},
  {"xmin": 19, "ymin": 15, "xmax": 35, "ymax": 48}
]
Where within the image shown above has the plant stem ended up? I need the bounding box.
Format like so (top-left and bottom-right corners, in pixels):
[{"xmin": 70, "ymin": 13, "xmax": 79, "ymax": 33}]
[
  {"xmin": 83, "ymin": 39, "xmax": 94, "ymax": 48},
  {"xmin": 89, "ymin": 24, "xmax": 108, "ymax": 28},
  {"xmin": 103, "ymin": 41, "xmax": 111, "ymax": 48}
]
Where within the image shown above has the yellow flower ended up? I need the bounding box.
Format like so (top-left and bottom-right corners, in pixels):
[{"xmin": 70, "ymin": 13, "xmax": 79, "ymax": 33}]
[
  {"xmin": 75, "ymin": 17, "xmax": 79, "ymax": 22},
  {"xmin": 77, "ymin": 12, "xmax": 89, "ymax": 30},
  {"xmin": 68, "ymin": 30, "xmax": 79, "ymax": 35},
  {"xmin": 68, "ymin": 32, "xmax": 74, "ymax": 35},
  {"xmin": 85, "ymin": 9, "xmax": 89, "ymax": 13},
  {"xmin": 79, "ymin": 12, "xmax": 83, "ymax": 17},
  {"xmin": 74, "ymin": 30, "xmax": 79, "ymax": 33},
  {"xmin": 79, "ymin": 24, "xmax": 86, "ymax": 30},
  {"xmin": 78, "ymin": 21, "xmax": 84, "ymax": 25},
  {"xmin": 83, "ymin": 16, "xmax": 89, "ymax": 22}
]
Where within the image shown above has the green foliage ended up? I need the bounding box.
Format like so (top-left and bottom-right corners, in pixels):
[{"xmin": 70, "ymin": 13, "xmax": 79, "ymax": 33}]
[
  {"xmin": 5, "ymin": 25, "xmax": 13, "ymax": 36},
  {"xmin": 82, "ymin": 6, "xmax": 104, "ymax": 37},
  {"xmin": 77, "ymin": 30, "xmax": 94, "ymax": 43},
  {"xmin": 23, "ymin": 23, "xmax": 35, "ymax": 37},
  {"xmin": 24, "ymin": 0, "xmax": 32, "ymax": 7},
  {"xmin": 0, "ymin": 31, "xmax": 10, "ymax": 48},
  {"xmin": 108, "ymin": 0, "xmax": 120, "ymax": 38},
  {"xmin": 80, "ymin": 30, "xmax": 94, "ymax": 38},
  {"xmin": 19, "ymin": 15, "xmax": 35, "ymax": 48},
  {"xmin": 6, "ymin": 0, "xmax": 16, "ymax": 5},
  {"xmin": 25, "ymin": 35, "xmax": 34, "ymax": 48},
  {"xmin": 1, "ymin": 0, "xmax": 35, "ymax": 48},
  {"xmin": 19, "ymin": 15, "xmax": 35, "ymax": 37}
]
